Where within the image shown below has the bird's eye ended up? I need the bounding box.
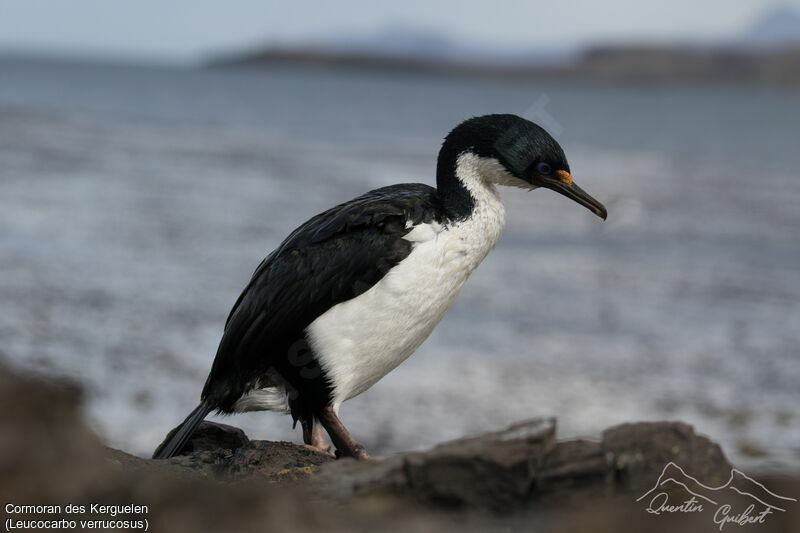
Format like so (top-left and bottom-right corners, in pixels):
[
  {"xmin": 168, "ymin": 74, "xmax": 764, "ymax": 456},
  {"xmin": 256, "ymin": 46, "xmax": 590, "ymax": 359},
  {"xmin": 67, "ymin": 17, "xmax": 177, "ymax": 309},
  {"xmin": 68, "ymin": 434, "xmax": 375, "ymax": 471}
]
[{"xmin": 537, "ymin": 162, "xmax": 552, "ymax": 175}]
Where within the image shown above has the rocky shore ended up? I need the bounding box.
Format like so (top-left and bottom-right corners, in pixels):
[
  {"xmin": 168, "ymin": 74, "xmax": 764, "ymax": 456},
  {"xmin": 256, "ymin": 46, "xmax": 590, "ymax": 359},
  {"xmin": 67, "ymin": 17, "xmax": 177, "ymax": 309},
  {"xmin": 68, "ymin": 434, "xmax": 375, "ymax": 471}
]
[{"xmin": 1, "ymin": 360, "xmax": 797, "ymax": 532}]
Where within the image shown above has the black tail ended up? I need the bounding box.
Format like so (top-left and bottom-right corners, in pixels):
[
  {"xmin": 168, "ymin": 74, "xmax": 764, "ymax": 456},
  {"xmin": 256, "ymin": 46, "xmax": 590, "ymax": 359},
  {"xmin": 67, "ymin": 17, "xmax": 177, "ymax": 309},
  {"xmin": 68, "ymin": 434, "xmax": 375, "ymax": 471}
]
[{"xmin": 152, "ymin": 401, "xmax": 213, "ymax": 459}]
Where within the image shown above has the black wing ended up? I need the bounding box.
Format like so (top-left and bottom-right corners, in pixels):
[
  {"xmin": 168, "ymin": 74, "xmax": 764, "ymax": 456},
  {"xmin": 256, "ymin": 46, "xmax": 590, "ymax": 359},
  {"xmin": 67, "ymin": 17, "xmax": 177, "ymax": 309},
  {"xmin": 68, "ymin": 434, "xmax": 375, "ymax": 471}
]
[{"xmin": 202, "ymin": 183, "xmax": 444, "ymax": 411}]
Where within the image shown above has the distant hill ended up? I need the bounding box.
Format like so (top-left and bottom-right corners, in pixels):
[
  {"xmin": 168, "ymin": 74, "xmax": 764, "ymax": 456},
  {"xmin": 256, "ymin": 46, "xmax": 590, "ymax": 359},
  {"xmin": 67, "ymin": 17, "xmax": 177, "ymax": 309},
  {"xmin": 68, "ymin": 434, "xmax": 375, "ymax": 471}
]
[
  {"xmin": 208, "ymin": 41, "xmax": 800, "ymax": 87},
  {"xmin": 571, "ymin": 43, "xmax": 800, "ymax": 85},
  {"xmin": 307, "ymin": 23, "xmax": 576, "ymax": 66},
  {"xmin": 208, "ymin": 23, "xmax": 575, "ymax": 69},
  {"xmin": 207, "ymin": 9, "xmax": 800, "ymax": 87},
  {"xmin": 741, "ymin": 5, "xmax": 800, "ymax": 47}
]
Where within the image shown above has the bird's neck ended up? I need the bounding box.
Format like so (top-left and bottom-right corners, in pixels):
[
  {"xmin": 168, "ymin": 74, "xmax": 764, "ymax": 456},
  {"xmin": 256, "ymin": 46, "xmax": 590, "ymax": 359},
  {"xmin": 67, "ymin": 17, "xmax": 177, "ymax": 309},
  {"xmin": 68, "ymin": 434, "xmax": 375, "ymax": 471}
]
[
  {"xmin": 436, "ymin": 151, "xmax": 475, "ymax": 220},
  {"xmin": 437, "ymin": 152, "xmax": 506, "ymax": 241}
]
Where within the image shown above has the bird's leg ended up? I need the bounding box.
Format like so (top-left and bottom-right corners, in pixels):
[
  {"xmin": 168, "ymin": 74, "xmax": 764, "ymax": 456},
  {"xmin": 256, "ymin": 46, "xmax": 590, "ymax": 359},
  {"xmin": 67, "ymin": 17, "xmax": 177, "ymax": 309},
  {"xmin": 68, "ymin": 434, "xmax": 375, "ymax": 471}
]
[
  {"xmin": 317, "ymin": 405, "xmax": 369, "ymax": 460},
  {"xmin": 300, "ymin": 417, "xmax": 334, "ymax": 457}
]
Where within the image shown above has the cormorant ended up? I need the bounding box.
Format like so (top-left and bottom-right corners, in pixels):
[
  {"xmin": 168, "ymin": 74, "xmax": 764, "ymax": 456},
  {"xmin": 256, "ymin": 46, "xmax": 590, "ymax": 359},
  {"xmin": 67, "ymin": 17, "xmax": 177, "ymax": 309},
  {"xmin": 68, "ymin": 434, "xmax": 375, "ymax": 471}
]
[{"xmin": 153, "ymin": 114, "xmax": 607, "ymax": 460}]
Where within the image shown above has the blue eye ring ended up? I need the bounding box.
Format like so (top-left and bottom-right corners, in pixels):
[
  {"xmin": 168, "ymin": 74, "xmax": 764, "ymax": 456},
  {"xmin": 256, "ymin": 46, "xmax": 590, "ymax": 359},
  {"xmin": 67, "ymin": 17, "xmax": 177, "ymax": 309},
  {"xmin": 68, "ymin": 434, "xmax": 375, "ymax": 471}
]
[{"xmin": 537, "ymin": 162, "xmax": 552, "ymax": 175}]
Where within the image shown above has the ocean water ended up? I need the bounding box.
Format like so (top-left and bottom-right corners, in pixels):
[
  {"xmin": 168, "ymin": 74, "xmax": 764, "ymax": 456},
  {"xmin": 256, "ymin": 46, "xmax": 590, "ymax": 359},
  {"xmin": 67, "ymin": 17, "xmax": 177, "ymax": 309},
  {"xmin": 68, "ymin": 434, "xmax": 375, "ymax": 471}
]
[{"xmin": 1, "ymin": 57, "xmax": 799, "ymax": 471}]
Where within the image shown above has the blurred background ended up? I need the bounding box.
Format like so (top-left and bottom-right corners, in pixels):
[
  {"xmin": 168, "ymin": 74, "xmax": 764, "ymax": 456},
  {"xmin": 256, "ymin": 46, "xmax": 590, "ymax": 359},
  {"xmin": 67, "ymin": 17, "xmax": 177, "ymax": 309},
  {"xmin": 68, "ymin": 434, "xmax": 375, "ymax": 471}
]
[{"xmin": 1, "ymin": 1, "xmax": 799, "ymax": 472}]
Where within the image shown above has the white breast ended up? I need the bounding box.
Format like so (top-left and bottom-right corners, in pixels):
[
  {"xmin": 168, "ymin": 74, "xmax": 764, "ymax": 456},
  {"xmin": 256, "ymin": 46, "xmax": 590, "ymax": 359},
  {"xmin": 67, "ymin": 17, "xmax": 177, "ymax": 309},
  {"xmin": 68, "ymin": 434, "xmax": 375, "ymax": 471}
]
[
  {"xmin": 233, "ymin": 153, "xmax": 515, "ymax": 414},
  {"xmin": 307, "ymin": 155, "xmax": 508, "ymax": 410}
]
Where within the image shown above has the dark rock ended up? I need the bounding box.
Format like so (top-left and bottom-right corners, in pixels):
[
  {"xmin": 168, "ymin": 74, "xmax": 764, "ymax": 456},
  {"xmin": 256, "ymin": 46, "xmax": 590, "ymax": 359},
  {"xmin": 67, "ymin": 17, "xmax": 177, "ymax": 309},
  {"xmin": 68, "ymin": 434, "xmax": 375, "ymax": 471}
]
[
  {"xmin": 536, "ymin": 439, "xmax": 611, "ymax": 504},
  {"xmin": 104, "ymin": 446, "xmax": 208, "ymax": 481},
  {"xmin": 602, "ymin": 421, "xmax": 732, "ymax": 494},
  {"xmin": 316, "ymin": 418, "xmax": 557, "ymax": 512},
  {"xmin": 401, "ymin": 418, "xmax": 556, "ymax": 511},
  {"xmin": 155, "ymin": 420, "xmax": 250, "ymax": 456},
  {"xmin": 0, "ymin": 358, "xmax": 475, "ymax": 533},
  {"xmin": 314, "ymin": 419, "xmax": 735, "ymax": 514},
  {"xmin": 0, "ymin": 361, "xmax": 108, "ymax": 503},
  {"xmin": 162, "ymin": 439, "xmax": 335, "ymax": 481},
  {"xmin": 4, "ymin": 357, "xmax": 796, "ymax": 532}
]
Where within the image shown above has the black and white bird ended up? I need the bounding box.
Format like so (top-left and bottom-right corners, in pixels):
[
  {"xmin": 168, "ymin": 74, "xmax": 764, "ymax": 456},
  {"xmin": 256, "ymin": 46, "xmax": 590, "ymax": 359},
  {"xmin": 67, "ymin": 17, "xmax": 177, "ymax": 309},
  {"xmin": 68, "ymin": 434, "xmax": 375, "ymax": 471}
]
[{"xmin": 153, "ymin": 114, "xmax": 607, "ymax": 460}]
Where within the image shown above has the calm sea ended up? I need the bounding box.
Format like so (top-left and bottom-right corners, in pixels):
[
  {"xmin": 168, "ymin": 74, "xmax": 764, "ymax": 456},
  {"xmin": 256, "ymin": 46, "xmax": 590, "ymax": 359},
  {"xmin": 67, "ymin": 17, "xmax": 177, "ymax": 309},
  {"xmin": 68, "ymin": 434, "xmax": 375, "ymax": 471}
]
[{"xmin": 1, "ymin": 57, "xmax": 799, "ymax": 471}]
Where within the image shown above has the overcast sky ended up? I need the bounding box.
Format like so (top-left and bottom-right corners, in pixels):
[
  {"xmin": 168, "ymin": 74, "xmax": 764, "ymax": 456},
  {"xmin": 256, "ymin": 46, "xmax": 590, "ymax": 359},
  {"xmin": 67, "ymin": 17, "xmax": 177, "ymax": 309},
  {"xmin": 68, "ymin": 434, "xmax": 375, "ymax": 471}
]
[{"xmin": 0, "ymin": 0, "xmax": 795, "ymax": 62}]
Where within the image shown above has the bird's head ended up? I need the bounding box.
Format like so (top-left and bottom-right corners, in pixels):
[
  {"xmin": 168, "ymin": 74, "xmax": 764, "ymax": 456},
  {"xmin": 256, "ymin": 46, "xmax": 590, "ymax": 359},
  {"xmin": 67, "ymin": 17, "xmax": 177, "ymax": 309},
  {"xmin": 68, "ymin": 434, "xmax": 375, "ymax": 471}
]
[{"xmin": 437, "ymin": 114, "xmax": 607, "ymax": 220}]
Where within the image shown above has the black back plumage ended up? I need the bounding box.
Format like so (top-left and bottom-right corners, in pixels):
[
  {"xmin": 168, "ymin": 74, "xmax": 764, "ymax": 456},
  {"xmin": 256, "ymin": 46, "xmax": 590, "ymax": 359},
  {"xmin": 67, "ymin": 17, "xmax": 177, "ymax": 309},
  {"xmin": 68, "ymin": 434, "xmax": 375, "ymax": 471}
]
[{"xmin": 202, "ymin": 183, "xmax": 446, "ymax": 416}]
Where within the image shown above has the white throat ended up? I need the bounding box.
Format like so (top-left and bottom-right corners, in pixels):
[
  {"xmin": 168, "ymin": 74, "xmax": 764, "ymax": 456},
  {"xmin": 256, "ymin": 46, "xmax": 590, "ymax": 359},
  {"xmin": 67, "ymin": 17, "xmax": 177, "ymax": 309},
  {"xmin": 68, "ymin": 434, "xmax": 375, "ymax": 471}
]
[
  {"xmin": 450, "ymin": 151, "xmax": 532, "ymax": 243},
  {"xmin": 455, "ymin": 151, "xmax": 537, "ymax": 195}
]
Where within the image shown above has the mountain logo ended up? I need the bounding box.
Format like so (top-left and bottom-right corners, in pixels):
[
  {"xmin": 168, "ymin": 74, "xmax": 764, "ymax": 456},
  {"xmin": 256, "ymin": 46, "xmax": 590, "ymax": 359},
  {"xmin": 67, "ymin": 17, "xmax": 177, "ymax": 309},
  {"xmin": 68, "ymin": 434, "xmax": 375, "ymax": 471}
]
[{"xmin": 637, "ymin": 462, "xmax": 796, "ymax": 530}]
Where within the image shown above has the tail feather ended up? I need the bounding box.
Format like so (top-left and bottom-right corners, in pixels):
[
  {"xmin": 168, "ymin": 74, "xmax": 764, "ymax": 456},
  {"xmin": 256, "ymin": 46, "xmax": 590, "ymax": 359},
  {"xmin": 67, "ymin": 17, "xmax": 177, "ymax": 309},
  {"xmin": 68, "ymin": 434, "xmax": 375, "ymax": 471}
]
[{"xmin": 152, "ymin": 402, "xmax": 213, "ymax": 459}]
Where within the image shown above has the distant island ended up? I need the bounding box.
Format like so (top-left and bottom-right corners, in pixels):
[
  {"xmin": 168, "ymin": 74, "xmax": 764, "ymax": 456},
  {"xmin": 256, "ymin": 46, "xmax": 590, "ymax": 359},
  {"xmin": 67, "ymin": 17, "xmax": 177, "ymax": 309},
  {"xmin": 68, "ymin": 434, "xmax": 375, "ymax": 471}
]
[
  {"xmin": 206, "ymin": 6, "xmax": 800, "ymax": 87},
  {"xmin": 207, "ymin": 43, "xmax": 800, "ymax": 87}
]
